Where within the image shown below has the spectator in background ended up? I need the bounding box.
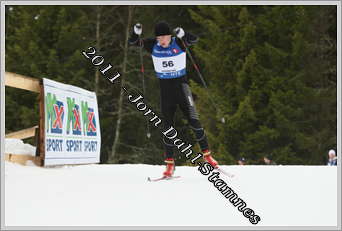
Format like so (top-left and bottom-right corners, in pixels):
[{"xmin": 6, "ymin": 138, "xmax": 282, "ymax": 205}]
[
  {"xmin": 327, "ymin": 149, "xmax": 337, "ymax": 166},
  {"xmin": 263, "ymin": 155, "xmax": 276, "ymax": 165},
  {"xmin": 238, "ymin": 157, "xmax": 246, "ymax": 165}
]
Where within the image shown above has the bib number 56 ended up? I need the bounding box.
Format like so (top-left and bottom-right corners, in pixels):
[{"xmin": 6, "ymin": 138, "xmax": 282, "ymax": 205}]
[{"xmin": 162, "ymin": 61, "xmax": 174, "ymax": 67}]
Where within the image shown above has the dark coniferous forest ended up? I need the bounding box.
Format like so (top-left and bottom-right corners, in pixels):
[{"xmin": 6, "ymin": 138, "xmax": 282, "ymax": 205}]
[{"xmin": 5, "ymin": 5, "xmax": 337, "ymax": 165}]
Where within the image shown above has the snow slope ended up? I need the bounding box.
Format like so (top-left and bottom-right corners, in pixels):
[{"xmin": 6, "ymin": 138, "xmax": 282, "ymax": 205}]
[{"xmin": 4, "ymin": 162, "xmax": 337, "ymax": 227}]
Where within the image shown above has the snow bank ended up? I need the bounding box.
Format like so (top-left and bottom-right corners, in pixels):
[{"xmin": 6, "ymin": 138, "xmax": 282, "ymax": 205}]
[
  {"xmin": 4, "ymin": 138, "xmax": 36, "ymax": 156},
  {"xmin": 4, "ymin": 163, "xmax": 337, "ymax": 227}
]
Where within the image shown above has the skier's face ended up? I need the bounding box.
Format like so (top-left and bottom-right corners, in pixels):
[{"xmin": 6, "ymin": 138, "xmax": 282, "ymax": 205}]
[{"xmin": 157, "ymin": 35, "xmax": 171, "ymax": 48}]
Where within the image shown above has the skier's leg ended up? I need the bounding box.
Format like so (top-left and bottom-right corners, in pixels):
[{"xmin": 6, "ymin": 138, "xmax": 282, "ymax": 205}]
[
  {"xmin": 160, "ymin": 92, "xmax": 177, "ymax": 176},
  {"xmin": 159, "ymin": 80, "xmax": 179, "ymax": 176},
  {"xmin": 160, "ymin": 83, "xmax": 177, "ymax": 159},
  {"xmin": 178, "ymin": 83, "xmax": 218, "ymax": 168},
  {"xmin": 161, "ymin": 104, "xmax": 177, "ymax": 159},
  {"xmin": 188, "ymin": 119, "xmax": 209, "ymax": 151},
  {"xmin": 178, "ymin": 83, "xmax": 209, "ymax": 152}
]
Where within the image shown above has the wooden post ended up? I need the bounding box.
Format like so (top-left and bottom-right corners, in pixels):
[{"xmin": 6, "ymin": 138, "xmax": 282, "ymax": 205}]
[
  {"xmin": 35, "ymin": 126, "xmax": 39, "ymax": 157},
  {"xmin": 4, "ymin": 72, "xmax": 43, "ymax": 166},
  {"xmin": 38, "ymin": 80, "xmax": 45, "ymax": 166}
]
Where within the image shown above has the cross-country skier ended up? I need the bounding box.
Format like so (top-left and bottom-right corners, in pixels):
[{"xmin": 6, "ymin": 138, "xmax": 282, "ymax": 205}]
[{"xmin": 128, "ymin": 21, "xmax": 219, "ymax": 177}]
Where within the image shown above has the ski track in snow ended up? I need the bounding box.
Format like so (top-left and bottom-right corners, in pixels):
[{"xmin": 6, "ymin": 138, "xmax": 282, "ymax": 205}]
[{"xmin": 4, "ymin": 162, "xmax": 337, "ymax": 226}]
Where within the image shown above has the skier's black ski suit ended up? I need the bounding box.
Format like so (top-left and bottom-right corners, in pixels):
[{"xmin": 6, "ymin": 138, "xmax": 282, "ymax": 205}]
[{"xmin": 128, "ymin": 32, "xmax": 209, "ymax": 158}]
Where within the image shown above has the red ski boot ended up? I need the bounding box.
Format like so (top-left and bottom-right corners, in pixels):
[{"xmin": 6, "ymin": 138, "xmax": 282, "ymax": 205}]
[
  {"xmin": 163, "ymin": 158, "xmax": 175, "ymax": 177},
  {"xmin": 203, "ymin": 150, "xmax": 218, "ymax": 168}
]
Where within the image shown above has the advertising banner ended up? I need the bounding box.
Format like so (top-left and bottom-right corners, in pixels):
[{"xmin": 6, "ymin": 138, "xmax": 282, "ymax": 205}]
[{"xmin": 43, "ymin": 78, "xmax": 101, "ymax": 166}]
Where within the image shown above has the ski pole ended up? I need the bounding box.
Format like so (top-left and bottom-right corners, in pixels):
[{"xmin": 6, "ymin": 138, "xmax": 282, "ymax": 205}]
[
  {"xmin": 179, "ymin": 37, "xmax": 225, "ymax": 123},
  {"xmin": 179, "ymin": 39, "xmax": 208, "ymax": 89},
  {"xmin": 138, "ymin": 32, "xmax": 151, "ymax": 138}
]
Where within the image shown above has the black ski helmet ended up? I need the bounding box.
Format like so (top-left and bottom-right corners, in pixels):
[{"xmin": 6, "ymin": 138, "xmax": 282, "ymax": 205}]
[{"xmin": 155, "ymin": 21, "xmax": 171, "ymax": 36}]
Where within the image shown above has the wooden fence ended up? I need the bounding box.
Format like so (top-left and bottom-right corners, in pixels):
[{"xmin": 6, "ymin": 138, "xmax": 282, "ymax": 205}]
[{"xmin": 4, "ymin": 72, "xmax": 44, "ymax": 166}]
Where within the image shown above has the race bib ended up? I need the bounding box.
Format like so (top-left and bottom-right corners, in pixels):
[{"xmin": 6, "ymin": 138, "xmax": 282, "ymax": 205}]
[
  {"xmin": 151, "ymin": 37, "xmax": 187, "ymax": 79},
  {"xmin": 152, "ymin": 52, "xmax": 186, "ymax": 78}
]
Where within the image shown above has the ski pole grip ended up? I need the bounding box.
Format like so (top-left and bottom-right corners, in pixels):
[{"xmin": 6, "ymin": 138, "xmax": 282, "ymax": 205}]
[
  {"xmin": 134, "ymin": 23, "xmax": 142, "ymax": 35},
  {"xmin": 136, "ymin": 23, "xmax": 142, "ymax": 29}
]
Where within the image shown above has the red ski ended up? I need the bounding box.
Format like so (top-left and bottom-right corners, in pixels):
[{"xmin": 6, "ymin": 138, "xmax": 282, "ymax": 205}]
[{"xmin": 147, "ymin": 175, "xmax": 181, "ymax": 182}]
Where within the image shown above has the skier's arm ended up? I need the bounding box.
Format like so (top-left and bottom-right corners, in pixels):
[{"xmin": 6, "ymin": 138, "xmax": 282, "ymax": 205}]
[
  {"xmin": 128, "ymin": 35, "xmax": 155, "ymax": 54},
  {"xmin": 128, "ymin": 31, "xmax": 140, "ymax": 45},
  {"xmin": 183, "ymin": 31, "xmax": 199, "ymax": 46},
  {"xmin": 174, "ymin": 27, "xmax": 199, "ymax": 50},
  {"xmin": 128, "ymin": 23, "xmax": 155, "ymax": 53}
]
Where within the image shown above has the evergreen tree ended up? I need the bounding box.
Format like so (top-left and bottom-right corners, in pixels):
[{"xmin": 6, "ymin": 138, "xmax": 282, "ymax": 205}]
[
  {"xmin": 189, "ymin": 5, "xmax": 336, "ymax": 165},
  {"xmin": 5, "ymin": 5, "xmax": 336, "ymax": 165}
]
